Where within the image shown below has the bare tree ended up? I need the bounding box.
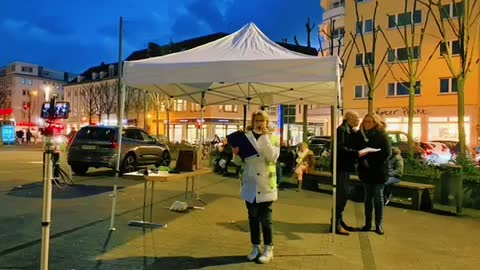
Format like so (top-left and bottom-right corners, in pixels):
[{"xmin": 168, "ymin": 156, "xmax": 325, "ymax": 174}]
[
  {"xmin": 97, "ymin": 81, "xmax": 118, "ymax": 123},
  {"xmin": 306, "ymin": 17, "xmax": 315, "ymax": 48},
  {"xmin": 149, "ymin": 92, "xmax": 163, "ymax": 137},
  {"xmin": 124, "ymin": 86, "xmax": 140, "ymax": 119},
  {"xmin": 134, "ymin": 89, "xmax": 146, "ymax": 127},
  {"xmin": 379, "ymin": 0, "xmax": 439, "ymax": 159},
  {"xmin": 0, "ymin": 77, "xmax": 10, "ymax": 109},
  {"xmin": 419, "ymin": 0, "xmax": 480, "ymax": 159},
  {"xmin": 79, "ymin": 84, "xmax": 99, "ymax": 124},
  {"xmin": 351, "ymin": 0, "xmax": 390, "ymax": 113}
]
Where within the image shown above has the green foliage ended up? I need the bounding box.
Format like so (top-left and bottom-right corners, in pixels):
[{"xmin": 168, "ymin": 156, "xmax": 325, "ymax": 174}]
[
  {"xmin": 404, "ymin": 158, "xmax": 441, "ymax": 179},
  {"xmin": 159, "ymin": 166, "xmax": 170, "ymax": 172}
]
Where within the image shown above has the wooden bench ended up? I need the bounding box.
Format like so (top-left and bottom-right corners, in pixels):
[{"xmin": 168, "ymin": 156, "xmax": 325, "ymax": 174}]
[{"xmin": 303, "ymin": 171, "xmax": 435, "ymax": 211}]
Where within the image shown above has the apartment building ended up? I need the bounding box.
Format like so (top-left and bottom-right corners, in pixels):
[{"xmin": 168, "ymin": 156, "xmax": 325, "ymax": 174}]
[
  {"xmin": 320, "ymin": 0, "xmax": 480, "ymax": 146},
  {"xmin": 0, "ymin": 61, "xmax": 76, "ymax": 130}
]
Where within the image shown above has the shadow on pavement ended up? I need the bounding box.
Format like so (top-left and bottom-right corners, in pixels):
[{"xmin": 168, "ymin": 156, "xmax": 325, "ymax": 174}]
[
  {"xmin": 6, "ymin": 182, "xmax": 126, "ymax": 199},
  {"xmin": 141, "ymin": 255, "xmax": 248, "ymax": 270},
  {"xmin": 218, "ymin": 220, "xmax": 331, "ymax": 240}
]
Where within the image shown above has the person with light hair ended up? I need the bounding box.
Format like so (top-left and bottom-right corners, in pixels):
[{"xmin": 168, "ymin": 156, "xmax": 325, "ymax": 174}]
[
  {"xmin": 294, "ymin": 142, "xmax": 314, "ymax": 191},
  {"xmin": 232, "ymin": 110, "xmax": 279, "ymax": 264},
  {"xmin": 357, "ymin": 113, "xmax": 391, "ymax": 235}
]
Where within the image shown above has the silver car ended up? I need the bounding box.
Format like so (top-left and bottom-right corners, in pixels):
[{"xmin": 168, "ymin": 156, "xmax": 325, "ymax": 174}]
[{"xmin": 67, "ymin": 126, "xmax": 171, "ymax": 175}]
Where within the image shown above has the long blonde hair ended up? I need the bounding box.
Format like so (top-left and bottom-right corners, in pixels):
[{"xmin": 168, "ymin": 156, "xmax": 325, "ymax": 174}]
[
  {"xmin": 246, "ymin": 110, "xmax": 273, "ymax": 132},
  {"xmin": 360, "ymin": 113, "xmax": 386, "ymax": 141}
]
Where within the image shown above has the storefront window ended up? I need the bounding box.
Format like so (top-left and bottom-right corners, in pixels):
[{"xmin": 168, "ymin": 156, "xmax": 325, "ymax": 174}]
[
  {"xmin": 428, "ymin": 116, "xmax": 470, "ymax": 145},
  {"xmin": 169, "ymin": 125, "xmax": 183, "ymax": 143},
  {"xmin": 385, "ymin": 117, "xmax": 421, "ymax": 141},
  {"xmin": 215, "ymin": 125, "xmax": 226, "ymax": 139},
  {"xmin": 226, "ymin": 124, "xmax": 239, "ymax": 136}
]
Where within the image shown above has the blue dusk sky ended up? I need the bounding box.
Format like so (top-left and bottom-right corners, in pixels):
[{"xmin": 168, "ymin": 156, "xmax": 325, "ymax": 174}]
[{"xmin": 0, "ymin": 0, "xmax": 323, "ymax": 74}]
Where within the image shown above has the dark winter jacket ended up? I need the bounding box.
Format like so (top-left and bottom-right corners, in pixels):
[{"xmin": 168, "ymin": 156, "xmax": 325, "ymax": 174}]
[
  {"xmin": 356, "ymin": 128, "xmax": 391, "ymax": 184},
  {"xmin": 335, "ymin": 120, "xmax": 359, "ymax": 172}
]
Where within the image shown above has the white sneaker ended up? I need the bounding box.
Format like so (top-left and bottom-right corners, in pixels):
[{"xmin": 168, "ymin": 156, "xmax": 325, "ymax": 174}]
[
  {"xmin": 246, "ymin": 245, "xmax": 261, "ymax": 261},
  {"xmin": 258, "ymin": 245, "xmax": 274, "ymax": 264}
]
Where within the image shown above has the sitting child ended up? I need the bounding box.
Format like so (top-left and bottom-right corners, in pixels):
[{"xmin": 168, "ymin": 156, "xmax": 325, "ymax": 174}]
[{"xmin": 384, "ymin": 146, "xmax": 404, "ymax": 205}]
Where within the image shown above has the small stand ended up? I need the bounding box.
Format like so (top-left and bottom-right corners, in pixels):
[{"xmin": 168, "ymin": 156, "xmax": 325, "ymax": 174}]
[
  {"xmin": 38, "ymin": 95, "xmax": 71, "ymax": 270},
  {"xmin": 40, "ymin": 136, "xmax": 53, "ymax": 270}
]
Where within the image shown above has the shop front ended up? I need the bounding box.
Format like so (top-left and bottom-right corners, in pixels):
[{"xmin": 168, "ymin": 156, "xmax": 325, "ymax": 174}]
[
  {"xmin": 166, "ymin": 118, "xmax": 242, "ymax": 144},
  {"xmin": 367, "ymin": 105, "xmax": 478, "ymax": 147}
]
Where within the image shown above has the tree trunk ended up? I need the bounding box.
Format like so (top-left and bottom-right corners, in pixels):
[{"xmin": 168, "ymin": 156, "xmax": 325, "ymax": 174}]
[
  {"xmin": 407, "ymin": 84, "xmax": 416, "ymax": 160},
  {"xmin": 457, "ymin": 77, "xmax": 466, "ymax": 160},
  {"xmin": 156, "ymin": 109, "xmax": 159, "ymax": 137},
  {"xmin": 303, "ymin": 104, "xmax": 308, "ymax": 142},
  {"xmin": 167, "ymin": 110, "xmax": 170, "ymax": 142}
]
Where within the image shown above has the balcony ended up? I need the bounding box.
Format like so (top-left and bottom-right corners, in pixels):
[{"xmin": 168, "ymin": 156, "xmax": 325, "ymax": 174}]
[{"xmin": 323, "ymin": 5, "xmax": 345, "ymax": 21}]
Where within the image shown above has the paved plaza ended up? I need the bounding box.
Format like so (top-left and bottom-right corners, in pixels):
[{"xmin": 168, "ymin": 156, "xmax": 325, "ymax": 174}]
[{"xmin": 1, "ymin": 169, "xmax": 480, "ymax": 269}]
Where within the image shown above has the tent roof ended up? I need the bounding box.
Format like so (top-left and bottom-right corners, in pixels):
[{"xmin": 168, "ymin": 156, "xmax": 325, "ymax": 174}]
[{"xmin": 123, "ymin": 23, "xmax": 340, "ymax": 106}]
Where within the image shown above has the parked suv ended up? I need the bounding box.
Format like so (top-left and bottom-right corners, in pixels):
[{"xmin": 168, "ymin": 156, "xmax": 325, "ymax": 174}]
[
  {"xmin": 386, "ymin": 130, "xmax": 426, "ymax": 160},
  {"xmin": 307, "ymin": 136, "xmax": 331, "ymax": 156},
  {"xmin": 67, "ymin": 126, "xmax": 171, "ymax": 175}
]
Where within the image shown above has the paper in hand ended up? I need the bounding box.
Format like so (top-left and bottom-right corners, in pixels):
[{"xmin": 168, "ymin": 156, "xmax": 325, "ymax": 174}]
[
  {"xmin": 359, "ymin": 147, "xmax": 381, "ymax": 155},
  {"xmin": 227, "ymin": 131, "xmax": 258, "ymax": 159}
]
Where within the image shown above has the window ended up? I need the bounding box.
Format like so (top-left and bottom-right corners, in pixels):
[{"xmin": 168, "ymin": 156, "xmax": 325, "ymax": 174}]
[
  {"xmin": 440, "ymin": 78, "xmax": 458, "ymax": 93},
  {"xmin": 356, "ymin": 19, "xmax": 373, "ymax": 34},
  {"xmin": 190, "ymin": 103, "xmax": 201, "ymax": 112},
  {"xmin": 441, "ymin": 2, "xmax": 464, "ymax": 19},
  {"xmin": 354, "ymin": 85, "xmax": 368, "ymax": 98},
  {"xmin": 224, "ymin": 105, "xmax": 238, "ymax": 112},
  {"xmin": 175, "ymin": 99, "xmax": 187, "ymax": 111},
  {"xmin": 27, "ymin": 79, "xmax": 33, "ymax": 85},
  {"xmin": 332, "ymin": 0, "xmax": 344, "ymax": 8},
  {"xmin": 21, "ymin": 66, "xmax": 33, "ymax": 73},
  {"xmin": 355, "ymin": 52, "xmax": 374, "ymax": 66},
  {"xmin": 387, "ymin": 81, "xmax": 421, "ymax": 96},
  {"xmin": 21, "ymin": 78, "xmax": 26, "ymax": 84},
  {"xmin": 22, "ymin": 90, "xmax": 27, "ymax": 96},
  {"xmin": 440, "ymin": 40, "xmax": 460, "ymax": 56},
  {"xmin": 331, "ymin": 27, "xmax": 345, "ymax": 39},
  {"xmin": 388, "ymin": 10, "xmax": 422, "ymax": 28},
  {"xmin": 388, "ymin": 46, "xmax": 420, "ymax": 62}
]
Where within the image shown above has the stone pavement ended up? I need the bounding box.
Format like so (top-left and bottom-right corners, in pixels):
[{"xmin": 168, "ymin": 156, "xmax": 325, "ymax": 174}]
[{"xmin": 1, "ymin": 173, "xmax": 480, "ymax": 270}]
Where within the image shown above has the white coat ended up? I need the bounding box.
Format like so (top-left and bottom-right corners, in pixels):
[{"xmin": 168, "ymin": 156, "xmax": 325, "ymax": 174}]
[{"xmin": 233, "ymin": 131, "xmax": 280, "ymax": 203}]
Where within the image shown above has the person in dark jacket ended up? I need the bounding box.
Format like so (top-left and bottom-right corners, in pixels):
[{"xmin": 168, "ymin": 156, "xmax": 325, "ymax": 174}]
[
  {"xmin": 333, "ymin": 111, "xmax": 360, "ymax": 235},
  {"xmin": 356, "ymin": 113, "xmax": 391, "ymax": 235}
]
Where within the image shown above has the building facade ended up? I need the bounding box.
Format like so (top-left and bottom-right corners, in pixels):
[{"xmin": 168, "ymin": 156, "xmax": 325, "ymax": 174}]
[
  {"xmin": 0, "ymin": 61, "xmax": 76, "ymax": 130},
  {"xmin": 320, "ymin": 0, "xmax": 480, "ymax": 147}
]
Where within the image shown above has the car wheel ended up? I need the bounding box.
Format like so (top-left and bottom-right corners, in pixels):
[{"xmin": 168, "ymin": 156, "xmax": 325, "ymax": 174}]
[
  {"xmin": 71, "ymin": 164, "xmax": 88, "ymax": 175},
  {"xmin": 122, "ymin": 154, "xmax": 137, "ymax": 173},
  {"xmin": 156, "ymin": 151, "xmax": 171, "ymax": 167}
]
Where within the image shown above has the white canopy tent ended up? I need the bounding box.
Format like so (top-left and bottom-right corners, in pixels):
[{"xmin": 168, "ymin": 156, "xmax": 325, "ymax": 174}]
[{"xmin": 114, "ymin": 23, "xmax": 341, "ymax": 244}]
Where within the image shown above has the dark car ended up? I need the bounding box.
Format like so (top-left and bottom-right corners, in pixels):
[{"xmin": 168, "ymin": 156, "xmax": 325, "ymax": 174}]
[
  {"xmin": 307, "ymin": 136, "xmax": 331, "ymax": 156},
  {"xmin": 67, "ymin": 126, "xmax": 171, "ymax": 175},
  {"xmin": 386, "ymin": 130, "xmax": 426, "ymax": 160}
]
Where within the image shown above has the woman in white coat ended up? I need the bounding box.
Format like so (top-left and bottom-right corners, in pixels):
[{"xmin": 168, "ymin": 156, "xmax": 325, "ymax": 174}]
[{"xmin": 232, "ymin": 110, "xmax": 279, "ymax": 264}]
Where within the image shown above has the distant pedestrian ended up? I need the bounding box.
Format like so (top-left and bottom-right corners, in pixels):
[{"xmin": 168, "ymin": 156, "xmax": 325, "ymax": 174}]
[
  {"xmin": 26, "ymin": 129, "xmax": 32, "ymax": 144},
  {"xmin": 232, "ymin": 110, "xmax": 279, "ymax": 264},
  {"xmin": 356, "ymin": 113, "xmax": 391, "ymax": 235},
  {"xmin": 384, "ymin": 147, "xmax": 404, "ymax": 205},
  {"xmin": 294, "ymin": 142, "xmax": 313, "ymax": 191},
  {"xmin": 16, "ymin": 130, "xmax": 24, "ymax": 144}
]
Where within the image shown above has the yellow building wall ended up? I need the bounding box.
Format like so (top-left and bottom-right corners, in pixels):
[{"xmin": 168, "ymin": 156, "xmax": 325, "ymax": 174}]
[{"xmin": 322, "ymin": 0, "xmax": 480, "ymax": 145}]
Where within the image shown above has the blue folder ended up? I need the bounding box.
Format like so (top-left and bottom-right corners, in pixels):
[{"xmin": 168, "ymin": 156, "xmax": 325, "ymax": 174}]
[{"xmin": 227, "ymin": 131, "xmax": 259, "ymax": 159}]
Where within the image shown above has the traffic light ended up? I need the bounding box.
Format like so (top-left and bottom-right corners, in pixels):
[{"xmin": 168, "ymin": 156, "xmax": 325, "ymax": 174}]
[{"xmin": 23, "ymin": 102, "xmax": 30, "ymax": 110}]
